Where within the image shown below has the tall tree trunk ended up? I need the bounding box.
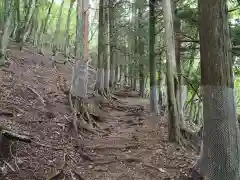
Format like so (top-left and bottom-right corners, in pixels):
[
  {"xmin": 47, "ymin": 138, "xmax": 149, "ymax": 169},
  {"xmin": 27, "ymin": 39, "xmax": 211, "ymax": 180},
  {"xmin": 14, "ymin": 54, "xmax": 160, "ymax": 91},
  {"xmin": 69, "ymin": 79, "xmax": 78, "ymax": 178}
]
[
  {"xmin": 15, "ymin": 0, "xmax": 21, "ymax": 43},
  {"xmin": 149, "ymin": 0, "xmax": 158, "ymax": 113},
  {"xmin": 36, "ymin": 0, "xmax": 54, "ymax": 54},
  {"xmin": 162, "ymin": 0, "xmax": 179, "ymax": 142},
  {"xmin": 96, "ymin": 0, "xmax": 105, "ymax": 94},
  {"xmin": 114, "ymin": 50, "xmax": 120, "ymax": 85},
  {"xmin": 193, "ymin": 0, "xmax": 240, "ymax": 179},
  {"xmin": 43, "ymin": 0, "xmax": 54, "ymax": 33},
  {"xmin": 0, "ymin": 4, "xmax": 12, "ymax": 65},
  {"xmin": 137, "ymin": 2, "xmax": 145, "ymax": 97},
  {"xmin": 75, "ymin": 0, "xmax": 84, "ymax": 58},
  {"xmin": 28, "ymin": 1, "xmax": 39, "ymax": 42},
  {"xmin": 109, "ymin": 0, "xmax": 115, "ymax": 88},
  {"xmin": 20, "ymin": 0, "xmax": 36, "ymax": 50},
  {"xmin": 124, "ymin": 63, "xmax": 128, "ymax": 85},
  {"xmin": 158, "ymin": 52, "xmax": 164, "ymax": 111},
  {"xmin": 103, "ymin": 0, "xmax": 109, "ymax": 92},
  {"xmin": 3, "ymin": 0, "xmax": 10, "ymax": 24},
  {"xmin": 64, "ymin": 0, "xmax": 75, "ymax": 57},
  {"xmin": 120, "ymin": 64, "xmax": 124, "ymax": 85},
  {"xmin": 172, "ymin": 2, "xmax": 184, "ymax": 127},
  {"xmin": 83, "ymin": 2, "xmax": 89, "ymax": 59},
  {"xmin": 52, "ymin": 0, "xmax": 65, "ymax": 55}
]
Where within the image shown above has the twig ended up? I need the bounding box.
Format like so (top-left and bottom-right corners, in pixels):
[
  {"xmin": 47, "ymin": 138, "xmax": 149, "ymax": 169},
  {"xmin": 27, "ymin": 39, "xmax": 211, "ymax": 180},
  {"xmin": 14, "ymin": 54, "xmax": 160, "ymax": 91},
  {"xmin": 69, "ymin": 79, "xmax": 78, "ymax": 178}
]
[
  {"xmin": 10, "ymin": 142, "xmax": 20, "ymax": 171},
  {"xmin": 3, "ymin": 160, "xmax": 15, "ymax": 172},
  {"xmin": 26, "ymin": 85, "xmax": 46, "ymax": 105}
]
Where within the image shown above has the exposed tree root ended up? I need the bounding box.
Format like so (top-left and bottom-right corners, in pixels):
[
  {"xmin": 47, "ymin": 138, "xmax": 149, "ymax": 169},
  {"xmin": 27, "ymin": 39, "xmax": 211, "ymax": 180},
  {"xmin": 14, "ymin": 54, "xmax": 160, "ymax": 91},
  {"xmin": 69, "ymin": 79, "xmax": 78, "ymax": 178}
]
[
  {"xmin": 113, "ymin": 91, "xmax": 140, "ymax": 98},
  {"xmin": 99, "ymin": 99, "xmax": 143, "ymax": 113},
  {"xmin": 68, "ymin": 93, "xmax": 100, "ymax": 136},
  {"xmin": 56, "ymin": 74, "xmax": 105, "ymax": 137}
]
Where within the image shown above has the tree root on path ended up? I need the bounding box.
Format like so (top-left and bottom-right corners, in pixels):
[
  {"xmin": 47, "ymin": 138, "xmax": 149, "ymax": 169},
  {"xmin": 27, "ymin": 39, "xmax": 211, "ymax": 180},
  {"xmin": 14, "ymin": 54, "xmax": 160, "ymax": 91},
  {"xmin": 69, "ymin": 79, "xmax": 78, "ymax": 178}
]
[
  {"xmin": 55, "ymin": 72, "xmax": 105, "ymax": 138},
  {"xmin": 113, "ymin": 91, "xmax": 140, "ymax": 98},
  {"xmin": 68, "ymin": 91, "xmax": 107, "ymax": 139},
  {"xmin": 100, "ymin": 99, "xmax": 143, "ymax": 113}
]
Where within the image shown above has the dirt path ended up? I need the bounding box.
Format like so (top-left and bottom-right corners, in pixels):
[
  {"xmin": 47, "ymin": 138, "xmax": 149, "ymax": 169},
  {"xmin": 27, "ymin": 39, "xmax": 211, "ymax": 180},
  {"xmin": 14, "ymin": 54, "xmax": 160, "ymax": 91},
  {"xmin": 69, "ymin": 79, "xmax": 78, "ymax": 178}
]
[
  {"xmin": 79, "ymin": 97, "xmax": 197, "ymax": 180},
  {"xmin": 0, "ymin": 44, "xmax": 197, "ymax": 180}
]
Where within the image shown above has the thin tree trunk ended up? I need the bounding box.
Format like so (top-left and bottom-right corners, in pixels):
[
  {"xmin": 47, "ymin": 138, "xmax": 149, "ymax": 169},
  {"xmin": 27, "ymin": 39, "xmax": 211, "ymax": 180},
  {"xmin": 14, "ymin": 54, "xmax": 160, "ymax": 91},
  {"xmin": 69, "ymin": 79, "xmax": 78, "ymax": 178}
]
[
  {"xmin": 109, "ymin": 0, "xmax": 115, "ymax": 88},
  {"xmin": 103, "ymin": 0, "xmax": 109, "ymax": 92},
  {"xmin": 138, "ymin": 6, "xmax": 145, "ymax": 97},
  {"xmin": 0, "ymin": 7, "xmax": 12, "ymax": 65},
  {"xmin": 36, "ymin": 0, "xmax": 54, "ymax": 54},
  {"xmin": 96, "ymin": 0, "xmax": 105, "ymax": 94},
  {"xmin": 64, "ymin": 0, "xmax": 75, "ymax": 57},
  {"xmin": 43, "ymin": 0, "xmax": 54, "ymax": 33},
  {"xmin": 149, "ymin": 0, "xmax": 158, "ymax": 113},
  {"xmin": 162, "ymin": 0, "xmax": 179, "ymax": 142},
  {"xmin": 52, "ymin": 0, "xmax": 65, "ymax": 55},
  {"xmin": 75, "ymin": 0, "xmax": 84, "ymax": 58},
  {"xmin": 20, "ymin": 0, "xmax": 36, "ymax": 50}
]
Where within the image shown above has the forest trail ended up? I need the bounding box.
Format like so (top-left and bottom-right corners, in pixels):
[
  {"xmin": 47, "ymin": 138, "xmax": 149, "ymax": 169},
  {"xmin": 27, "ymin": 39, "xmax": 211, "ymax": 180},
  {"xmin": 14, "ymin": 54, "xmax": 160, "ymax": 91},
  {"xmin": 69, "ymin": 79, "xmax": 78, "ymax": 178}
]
[{"xmin": 0, "ymin": 44, "xmax": 197, "ymax": 180}]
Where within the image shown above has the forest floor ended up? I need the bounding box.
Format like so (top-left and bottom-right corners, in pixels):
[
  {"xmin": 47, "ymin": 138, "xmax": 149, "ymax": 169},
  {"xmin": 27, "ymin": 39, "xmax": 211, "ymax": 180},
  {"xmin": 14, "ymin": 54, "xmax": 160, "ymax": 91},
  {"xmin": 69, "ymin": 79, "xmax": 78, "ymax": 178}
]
[{"xmin": 0, "ymin": 43, "xmax": 198, "ymax": 180}]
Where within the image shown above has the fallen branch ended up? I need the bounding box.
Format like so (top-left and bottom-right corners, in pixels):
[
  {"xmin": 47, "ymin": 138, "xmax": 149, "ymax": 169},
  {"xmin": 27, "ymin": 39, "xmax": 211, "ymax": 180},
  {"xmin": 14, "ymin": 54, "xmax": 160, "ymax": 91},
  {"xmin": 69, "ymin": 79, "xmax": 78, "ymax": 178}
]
[{"xmin": 2, "ymin": 130, "xmax": 31, "ymax": 143}]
